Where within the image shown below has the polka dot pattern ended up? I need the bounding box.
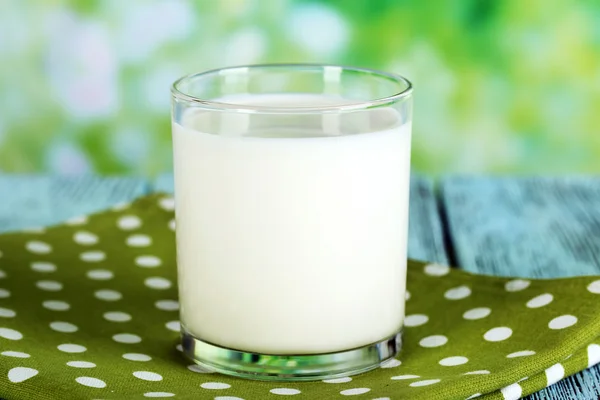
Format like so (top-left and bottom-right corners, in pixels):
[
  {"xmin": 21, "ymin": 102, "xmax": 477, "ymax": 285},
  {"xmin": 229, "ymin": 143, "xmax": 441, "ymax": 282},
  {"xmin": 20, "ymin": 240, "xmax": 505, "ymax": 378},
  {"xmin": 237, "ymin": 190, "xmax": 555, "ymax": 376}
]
[
  {"xmin": 0, "ymin": 194, "xmax": 598, "ymax": 400},
  {"xmin": 444, "ymin": 285, "xmax": 471, "ymax": 300},
  {"xmin": 73, "ymin": 231, "xmax": 99, "ymax": 246},
  {"xmin": 87, "ymin": 269, "xmax": 114, "ymax": 280},
  {"xmin": 118, "ymin": 215, "xmax": 142, "ymax": 230},
  {"xmin": 31, "ymin": 262, "xmax": 56, "ymax": 272},
  {"xmin": 526, "ymin": 293, "xmax": 553, "ymax": 308},
  {"xmin": 484, "ymin": 327, "xmax": 513, "ymax": 342},
  {"xmin": 123, "ymin": 353, "xmax": 152, "ymax": 362},
  {"xmin": 404, "ymin": 314, "xmax": 428, "ymax": 327},
  {"xmin": 76, "ymin": 376, "xmax": 106, "ymax": 388},
  {"xmin": 439, "ymin": 356, "xmax": 469, "ymax": 366},
  {"xmin": 113, "ymin": 333, "xmax": 142, "ymax": 344},
  {"xmin": 133, "ymin": 371, "xmax": 163, "ymax": 381},
  {"xmin": 505, "ymin": 279, "xmax": 530, "ymax": 292},
  {"xmin": 463, "ymin": 307, "xmax": 491, "ymax": 320},
  {"xmin": 136, "ymin": 255, "xmax": 162, "ymax": 268},
  {"xmin": 103, "ymin": 311, "xmax": 131, "ymax": 322},
  {"xmin": 127, "ymin": 234, "xmax": 152, "ymax": 247},
  {"xmin": 549, "ymin": 315, "xmax": 578, "ymax": 330},
  {"xmin": 50, "ymin": 321, "xmax": 78, "ymax": 333}
]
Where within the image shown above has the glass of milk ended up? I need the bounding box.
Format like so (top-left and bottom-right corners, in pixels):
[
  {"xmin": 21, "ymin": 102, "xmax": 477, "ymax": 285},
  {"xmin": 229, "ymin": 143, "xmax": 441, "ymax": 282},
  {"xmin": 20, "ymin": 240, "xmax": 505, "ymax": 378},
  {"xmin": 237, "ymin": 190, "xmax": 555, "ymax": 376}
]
[{"xmin": 171, "ymin": 64, "xmax": 413, "ymax": 381}]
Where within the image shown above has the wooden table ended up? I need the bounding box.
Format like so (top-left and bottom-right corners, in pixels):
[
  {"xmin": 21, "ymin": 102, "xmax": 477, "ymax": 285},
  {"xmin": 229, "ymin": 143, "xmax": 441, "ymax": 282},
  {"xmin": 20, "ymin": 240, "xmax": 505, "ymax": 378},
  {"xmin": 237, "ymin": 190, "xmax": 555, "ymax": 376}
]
[{"xmin": 1, "ymin": 173, "xmax": 598, "ymax": 399}]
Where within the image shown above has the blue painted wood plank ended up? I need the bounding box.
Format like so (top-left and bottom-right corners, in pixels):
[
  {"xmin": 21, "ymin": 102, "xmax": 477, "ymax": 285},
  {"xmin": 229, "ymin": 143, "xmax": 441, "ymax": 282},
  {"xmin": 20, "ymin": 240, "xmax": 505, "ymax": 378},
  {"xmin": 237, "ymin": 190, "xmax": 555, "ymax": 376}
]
[
  {"xmin": 441, "ymin": 176, "xmax": 600, "ymax": 278},
  {"xmin": 440, "ymin": 175, "xmax": 600, "ymax": 400},
  {"xmin": 0, "ymin": 174, "xmax": 151, "ymax": 232},
  {"xmin": 153, "ymin": 173, "xmax": 450, "ymax": 264}
]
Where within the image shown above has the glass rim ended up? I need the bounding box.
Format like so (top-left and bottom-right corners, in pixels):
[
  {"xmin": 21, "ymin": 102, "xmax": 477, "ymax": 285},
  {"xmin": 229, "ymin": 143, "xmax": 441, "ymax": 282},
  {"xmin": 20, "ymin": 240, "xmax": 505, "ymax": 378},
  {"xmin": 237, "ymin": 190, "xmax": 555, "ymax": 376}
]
[{"xmin": 171, "ymin": 63, "xmax": 412, "ymax": 113}]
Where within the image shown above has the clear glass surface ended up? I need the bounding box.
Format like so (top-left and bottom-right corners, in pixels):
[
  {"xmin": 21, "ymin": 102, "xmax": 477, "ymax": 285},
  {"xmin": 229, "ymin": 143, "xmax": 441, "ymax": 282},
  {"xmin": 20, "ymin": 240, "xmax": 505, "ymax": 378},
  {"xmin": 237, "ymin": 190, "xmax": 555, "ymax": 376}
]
[{"xmin": 171, "ymin": 64, "xmax": 413, "ymax": 381}]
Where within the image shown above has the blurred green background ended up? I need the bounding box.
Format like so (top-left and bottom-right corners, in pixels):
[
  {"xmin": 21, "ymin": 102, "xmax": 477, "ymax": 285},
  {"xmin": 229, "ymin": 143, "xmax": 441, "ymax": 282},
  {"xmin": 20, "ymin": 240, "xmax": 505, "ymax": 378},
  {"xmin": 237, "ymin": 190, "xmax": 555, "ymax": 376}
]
[{"xmin": 1, "ymin": 0, "xmax": 599, "ymax": 176}]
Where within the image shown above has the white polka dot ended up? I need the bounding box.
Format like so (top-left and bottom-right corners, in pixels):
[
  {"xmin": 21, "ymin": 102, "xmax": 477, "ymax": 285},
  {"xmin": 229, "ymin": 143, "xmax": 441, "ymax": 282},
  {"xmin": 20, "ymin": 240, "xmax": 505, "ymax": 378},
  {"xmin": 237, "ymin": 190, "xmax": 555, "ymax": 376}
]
[
  {"xmin": 545, "ymin": 363, "xmax": 564, "ymax": 386},
  {"xmin": 404, "ymin": 314, "xmax": 428, "ymax": 327},
  {"xmin": 0, "ymin": 269, "xmax": 5, "ymax": 278},
  {"xmin": 0, "ymin": 307, "xmax": 16, "ymax": 317},
  {"xmin": 549, "ymin": 315, "xmax": 578, "ymax": 330},
  {"xmin": 1, "ymin": 351, "xmax": 30, "ymax": 358},
  {"xmin": 159, "ymin": 197, "xmax": 175, "ymax": 211},
  {"xmin": 31, "ymin": 262, "xmax": 56, "ymax": 272},
  {"xmin": 188, "ymin": 364, "xmax": 213, "ymax": 373},
  {"xmin": 36, "ymin": 280, "xmax": 63, "ymax": 291},
  {"xmin": 123, "ymin": 353, "xmax": 152, "ymax": 362},
  {"xmin": 269, "ymin": 388, "xmax": 300, "ymax": 395},
  {"xmin": 0, "ymin": 288, "xmax": 10, "ymax": 298},
  {"xmin": 67, "ymin": 361, "xmax": 96, "ymax": 368},
  {"xmin": 176, "ymin": 344, "xmax": 183, "ymax": 352},
  {"xmin": 133, "ymin": 371, "xmax": 163, "ymax": 381},
  {"xmin": 113, "ymin": 333, "xmax": 142, "ymax": 344},
  {"xmin": 144, "ymin": 393, "xmax": 176, "ymax": 398},
  {"xmin": 409, "ymin": 379, "xmax": 441, "ymax": 387},
  {"xmin": 214, "ymin": 397, "xmax": 245, "ymax": 400},
  {"xmin": 26, "ymin": 241, "xmax": 52, "ymax": 254},
  {"xmin": 484, "ymin": 327, "xmax": 513, "ymax": 342},
  {"xmin": 464, "ymin": 370, "xmax": 490, "ymax": 375},
  {"xmin": 404, "ymin": 290, "xmax": 411, "ymax": 301},
  {"xmin": 155, "ymin": 300, "xmax": 179, "ymax": 311},
  {"xmin": 165, "ymin": 321, "xmax": 180, "ymax": 332},
  {"xmin": 199, "ymin": 382, "xmax": 231, "ymax": 390},
  {"xmin": 58, "ymin": 344, "xmax": 87, "ymax": 353},
  {"xmin": 391, "ymin": 375, "xmax": 420, "ymax": 380},
  {"xmin": 76, "ymin": 376, "xmax": 106, "ymax": 388},
  {"xmin": 65, "ymin": 215, "xmax": 87, "ymax": 225},
  {"xmin": 112, "ymin": 202, "xmax": 130, "ymax": 211},
  {"xmin": 145, "ymin": 277, "xmax": 172, "ymax": 290},
  {"xmin": 80, "ymin": 251, "xmax": 106, "ymax": 262},
  {"xmin": 463, "ymin": 307, "xmax": 491, "ymax": 320},
  {"xmin": 439, "ymin": 356, "xmax": 468, "ymax": 366},
  {"xmin": 424, "ymin": 263, "xmax": 450, "ymax": 276},
  {"xmin": 50, "ymin": 321, "xmax": 78, "ymax": 333},
  {"xmin": 136, "ymin": 255, "xmax": 162, "ymax": 268},
  {"xmin": 127, "ymin": 234, "xmax": 152, "ymax": 247},
  {"xmin": 87, "ymin": 269, "xmax": 114, "ymax": 280},
  {"xmin": 419, "ymin": 335, "xmax": 448, "ymax": 348},
  {"xmin": 103, "ymin": 311, "xmax": 131, "ymax": 322},
  {"xmin": 501, "ymin": 383, "xmax": 522, "ymax": 400},
  {"xmin": 527, "ymin": 293, "xmax": 553, "ymax": 308},
  {"xmin": 587, "ymin": 344, "xmax": 600, "ymax": 368},
  {"xmin": 466, "ymin": 394, "xmax": 482, "ymax": 399},
  {"xmin": 168, "ymin": 219, "xmax": 176, "ymax": 231},
  {"xmin": 507, "ymin": 350, "xmax": 536, "ymax": 358},
  {"xmin": 380, "ymin": 358, "xmax": 401, "ymax": 368},
  {"xmin": 8, "ymin": 367, "xmax": 38, "ymax": 383},
  {"xmin": 94, "ymin": 289, "xmax": 122, "ymax": 301},
  {"xmin": 42, "ymin": 300, "xmax": 70, "ymax": 311},
  {"xmin": 505, "ymin": 279, "xmax": 530, "ymax": 292},
  {"xmin": 323, "ymin": 377, "xmax": 352, "ymax": 383},
  {"xmin": 587, "ymin": 280, "xmax": 600, "ymax": 294},
  {"xmin": 0, "ymin": 328, "xmax": 23, "ymax": 340},
  {"xmin": 340, "ymin": 388, "xmax": 370, "ymax": 396},
  {"xmin": 118, "ymin": 215, "xmax": 142, "ymax": 230},
  {"xmin": 444, "ymin": 285, "xmax": 471, "ymax": 300},
  {"xmin": 73, "ymin": 231, "xmax": 98, "ymax": 246}
]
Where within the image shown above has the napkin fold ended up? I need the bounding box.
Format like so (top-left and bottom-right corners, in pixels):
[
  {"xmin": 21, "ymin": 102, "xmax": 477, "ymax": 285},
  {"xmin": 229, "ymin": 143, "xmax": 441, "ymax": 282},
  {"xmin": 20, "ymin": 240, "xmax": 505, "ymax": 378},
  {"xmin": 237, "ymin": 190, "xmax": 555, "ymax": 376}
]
[{"xmin": 0, "ymin": 194, "xmax": 598, "ymax": 400}]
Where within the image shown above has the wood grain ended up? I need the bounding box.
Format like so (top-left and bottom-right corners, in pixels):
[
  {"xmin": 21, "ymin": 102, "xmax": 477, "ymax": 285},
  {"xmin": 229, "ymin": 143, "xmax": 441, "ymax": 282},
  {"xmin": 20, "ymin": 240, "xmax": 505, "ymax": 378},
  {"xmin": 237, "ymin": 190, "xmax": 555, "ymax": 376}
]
[
  {"xmin": 0, "ymin": 174, "xmax": 149, "ymax": 232},
  {"xmin": 441, "ymin": 175, "xmax": 600, "ymax": 399}
]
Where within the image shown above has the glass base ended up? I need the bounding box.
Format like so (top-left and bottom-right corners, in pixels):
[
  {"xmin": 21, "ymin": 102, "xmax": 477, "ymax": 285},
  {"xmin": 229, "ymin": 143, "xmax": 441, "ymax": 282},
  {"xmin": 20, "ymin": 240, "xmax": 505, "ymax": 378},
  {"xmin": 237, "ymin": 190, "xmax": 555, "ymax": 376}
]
[{"xmin": 181, "ymin": 327, "xmax": 402, "ymax": 381}]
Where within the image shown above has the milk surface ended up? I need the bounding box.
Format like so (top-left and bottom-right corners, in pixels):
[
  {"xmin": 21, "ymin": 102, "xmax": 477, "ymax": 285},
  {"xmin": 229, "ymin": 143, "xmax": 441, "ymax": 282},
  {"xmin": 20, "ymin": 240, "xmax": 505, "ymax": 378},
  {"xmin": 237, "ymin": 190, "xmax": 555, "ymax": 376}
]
[{"xmin": 173, "ymin": 94, "xmax": 411, "ymax": 354}]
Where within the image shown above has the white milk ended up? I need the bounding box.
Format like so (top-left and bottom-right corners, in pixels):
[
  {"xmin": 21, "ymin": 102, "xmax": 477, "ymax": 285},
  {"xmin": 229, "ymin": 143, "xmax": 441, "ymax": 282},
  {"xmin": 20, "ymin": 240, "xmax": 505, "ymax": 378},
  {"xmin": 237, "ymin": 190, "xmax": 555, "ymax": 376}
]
[{"xmin": 173, "ymin": 94, "xmax": 411, "ymax": 354}]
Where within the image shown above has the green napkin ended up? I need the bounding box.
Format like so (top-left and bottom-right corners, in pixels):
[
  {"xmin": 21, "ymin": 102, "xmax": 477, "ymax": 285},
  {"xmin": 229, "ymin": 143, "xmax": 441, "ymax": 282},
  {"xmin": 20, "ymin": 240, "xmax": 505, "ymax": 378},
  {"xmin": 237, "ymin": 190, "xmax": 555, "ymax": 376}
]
[{"xmin": 0, "ymin": 194, "xmax": 599, "ymax": 400}]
